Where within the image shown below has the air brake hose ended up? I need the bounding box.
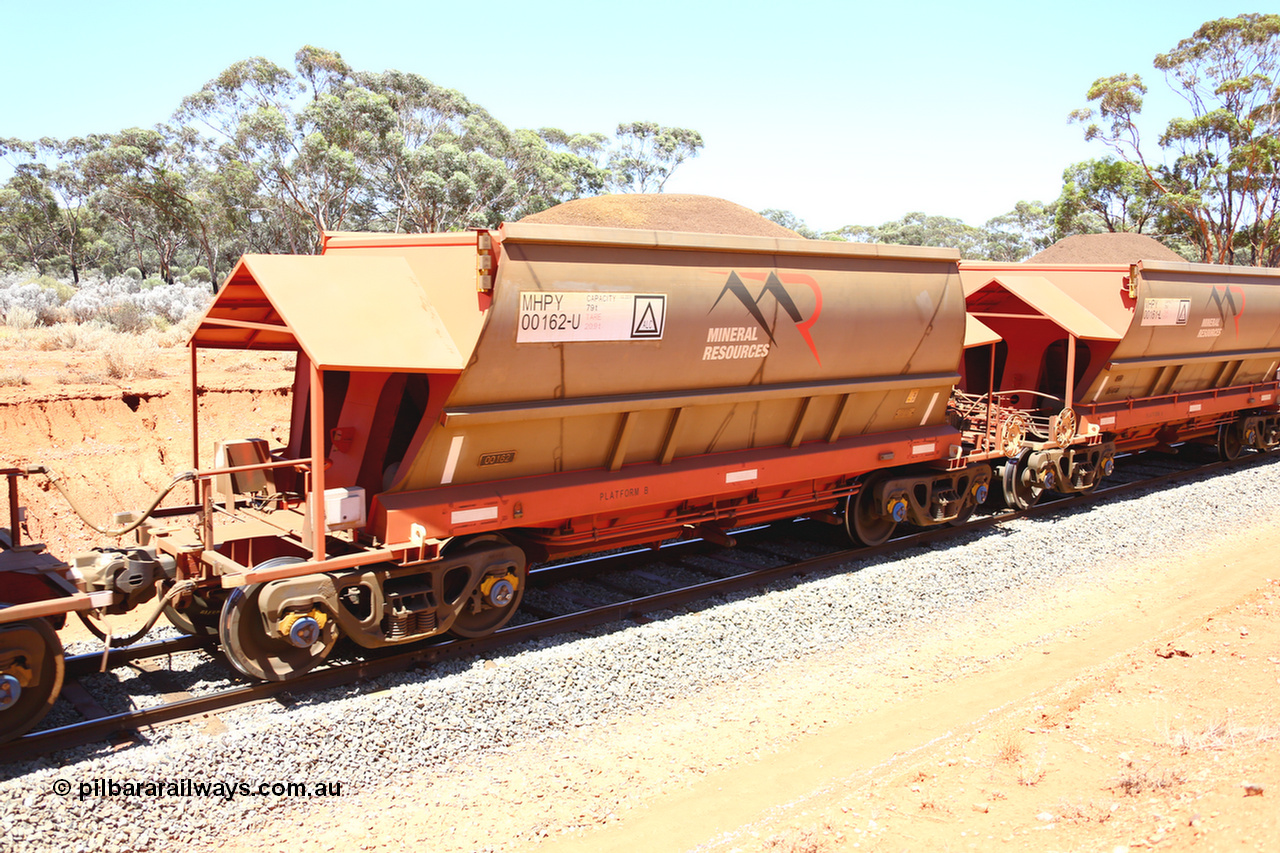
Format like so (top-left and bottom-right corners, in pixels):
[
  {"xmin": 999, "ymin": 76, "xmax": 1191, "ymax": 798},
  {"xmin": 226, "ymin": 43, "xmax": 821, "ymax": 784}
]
[
  {"xmin": 93, "ymin": 580, "xmax": 197, "ymax": 666},
  {"xmin": 26, "ymin": 465, "xmax": 197, "ymax": 537}
]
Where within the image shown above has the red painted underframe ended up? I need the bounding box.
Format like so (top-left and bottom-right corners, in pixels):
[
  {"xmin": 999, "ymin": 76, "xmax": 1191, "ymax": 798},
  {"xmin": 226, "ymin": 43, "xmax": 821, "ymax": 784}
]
[
  {"xmin": 372, "ymin": 425, "xmax": 961, "ymax": 553},
  {"xmin": 1078, "ymin": 382, "xmax": 1279, "ymax": 440}
]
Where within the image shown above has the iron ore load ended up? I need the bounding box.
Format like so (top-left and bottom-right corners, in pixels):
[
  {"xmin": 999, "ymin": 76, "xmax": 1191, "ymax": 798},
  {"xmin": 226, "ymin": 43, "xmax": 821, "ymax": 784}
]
[{"xmin": 3, "ymin": 201, "xmax": 1280, "ymax": 744}]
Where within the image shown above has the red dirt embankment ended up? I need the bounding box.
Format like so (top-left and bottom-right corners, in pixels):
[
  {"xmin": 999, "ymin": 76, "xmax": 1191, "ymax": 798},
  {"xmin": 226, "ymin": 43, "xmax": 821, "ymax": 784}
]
[{"xmin": 1, "ymin": 347, "xmax": 294, "ymax": 556}]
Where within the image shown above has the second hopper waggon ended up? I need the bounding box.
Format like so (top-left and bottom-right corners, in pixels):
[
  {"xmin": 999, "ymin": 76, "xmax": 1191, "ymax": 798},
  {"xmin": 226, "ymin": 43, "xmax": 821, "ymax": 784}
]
[{"xmin": 958, "ymin": 259, "xmax": 1280, "ymax": 508}]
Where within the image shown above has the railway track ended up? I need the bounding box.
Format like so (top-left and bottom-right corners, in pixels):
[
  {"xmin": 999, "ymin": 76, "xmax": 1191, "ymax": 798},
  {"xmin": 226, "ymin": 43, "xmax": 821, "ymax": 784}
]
[{"xmin": 4, "ymin": 448, "xmax": 1258, "ymax": 764}]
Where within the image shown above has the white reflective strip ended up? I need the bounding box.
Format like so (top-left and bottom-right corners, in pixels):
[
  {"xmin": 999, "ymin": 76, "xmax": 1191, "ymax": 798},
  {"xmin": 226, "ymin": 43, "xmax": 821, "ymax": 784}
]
[
  {"xmin": 441, "ymin": 435, "xmax": 464, "ymax": 485},
  {"xmin": 1189, "ymin": 403, "xmax": 1202, "ymax": 413},
  {"xmin": 919, "ymin": 391, "xmax": 939, "ymax": 426},
  {"xmin": 911, "ymin": 442, "xmax": 936, "ymax": 456},
  {"xmin": 1100, "ymin": 416, "xmax": 1115, "ymax": 426},
  {"xmin": 1263, "ymin": 394, "xmax": 1273, "ymax": 402},
  {"xmin": 725, "ymin": 469, "xmax": 757, "ymax": 484},
  {"xmin": 451, "ymin": 506, "xmax": 499, "ymax": 525},
  {"xmin": 1093, "ymin": 376, "xmax": 1109, "ymax": 401}
]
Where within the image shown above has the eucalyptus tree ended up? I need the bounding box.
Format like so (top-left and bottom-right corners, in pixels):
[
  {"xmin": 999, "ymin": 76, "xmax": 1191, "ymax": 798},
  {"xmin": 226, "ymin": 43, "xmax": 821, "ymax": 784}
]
[
  {"xmin": 80, "ymin": 127, "xmax": 201, "ymax": 282},
  {"xmin": 356, "ymin": 71, "xmax": 610, "ymax": 231},
  {"xmin": 1054, "ymin": 158, "xmax": 1161, "ymax": 236},
  {"xmin": 168, "ymin": 124, "xmax": 255, "ymax": 286},
  {"xmin": 607, "ymin": 122, "xmax": 704, "ymax": 193},
  {"xmin": 0, "ymin": 160, "xmax": 60, "ymax": 271},
  {"xmin": 176, "ymin": 46, "xmax": 396, "ymax": 251},
  {"xmin": 359, "ymin": 69, "xmax": 520, "ymax": 232},
  {"xmin": 758, "ymin": 209, "xmax": 819, "ymax": 238},
  {"xmin": 1071, "ymin": 13, "xmax": 1280, "ymax": 264},
  {"xmin": 8, "ymin": 137, "xmax": 114, "ymax": 282},
  {"xmin": 982, "ymin": 200, "xmax": 1056, "ymax": 262},
  {"xmin": 831, "ymin": 213, "xmax": 990, "ymax": 257},
  {"xmin": 534, "ymin": 128, "xmax": 610, "ymax": 203}
]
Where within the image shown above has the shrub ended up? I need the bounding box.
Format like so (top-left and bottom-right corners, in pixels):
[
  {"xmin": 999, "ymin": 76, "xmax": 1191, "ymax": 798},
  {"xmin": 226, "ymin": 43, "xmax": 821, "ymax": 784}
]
[
  {"xmin": 3, "ymin": 271, "xmax": 212, "ymax": 331},
  {"xmin": 0, "ymin": 283, "xmax": 59, "ymax": 326},
  {"xmin": 104, "ymin": 299, "xmax": 151, "ymax": 333},
  {"xmin": 29, "ymin": 274, "xmax": 75, "ymax": 304},
  {"xmin": 189, "ymin": 266, "xmax": 211, "ymax": 283},
  {"xmin": 124, "ymin": 267, "xmax": 142, "ymax": 280},
  {"xmin": 102, "ymin": 335, "xmax": 162, "ymax": 380},
  {"xmin": 3, "ymin": 304, "xmax": 38, "ymax": 330}
]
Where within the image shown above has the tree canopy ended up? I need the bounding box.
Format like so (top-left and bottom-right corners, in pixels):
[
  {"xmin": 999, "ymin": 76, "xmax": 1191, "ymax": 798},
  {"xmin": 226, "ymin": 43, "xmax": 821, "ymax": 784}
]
[
  {"xmin": 1070, "ymin": 13, "xmax": 1280, "ymax": 264},
  {"xmin": 5, "ymin": 18, "xmax": 1279, "ymax": 292},
  {"xmin": 767, "ymin": 204, "xmax": 1058, "ymax": 262},
  {"xmin": 1, "ymin": 46, "xmax": 703, "ymax": 287}
]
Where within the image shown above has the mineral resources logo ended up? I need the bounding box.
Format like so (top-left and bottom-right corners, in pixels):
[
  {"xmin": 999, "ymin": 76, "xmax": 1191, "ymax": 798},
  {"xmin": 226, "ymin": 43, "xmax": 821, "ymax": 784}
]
[
  {"xmin": 1209, "ymin": 284, "xmax": 1245, "ymax": 335},
  {"xmin": 706, "ymin": 271, "xmax": 822, "ymax": 364}
]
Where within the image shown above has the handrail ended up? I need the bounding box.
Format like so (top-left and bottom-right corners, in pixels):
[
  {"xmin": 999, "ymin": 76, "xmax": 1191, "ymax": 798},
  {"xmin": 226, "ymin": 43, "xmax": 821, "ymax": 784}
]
[{"xmin": 194, "ymin": 456, "xmax": 311, "ymax": 480}]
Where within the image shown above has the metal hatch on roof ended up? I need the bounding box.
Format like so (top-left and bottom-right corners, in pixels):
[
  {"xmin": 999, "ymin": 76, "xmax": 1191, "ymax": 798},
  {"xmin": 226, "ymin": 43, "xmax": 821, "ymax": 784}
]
[
  {"xmin": 964, "ymin": 314, "xmax": 1002, "ymax": 348},
  {"xmin": 190, "ymin": 254, "xmax": 465, "ymax": 372},
  {"xmin": 969, "ymin": 275, "xmax": 1124, "ymax": 341}
]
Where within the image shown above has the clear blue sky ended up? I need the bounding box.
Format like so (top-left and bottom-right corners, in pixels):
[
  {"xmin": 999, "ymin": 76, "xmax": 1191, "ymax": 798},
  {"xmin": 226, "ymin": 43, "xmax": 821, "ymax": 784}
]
[{"xmin": 0, "ymin": 0, "xmax": 1257, "ymax": 231}]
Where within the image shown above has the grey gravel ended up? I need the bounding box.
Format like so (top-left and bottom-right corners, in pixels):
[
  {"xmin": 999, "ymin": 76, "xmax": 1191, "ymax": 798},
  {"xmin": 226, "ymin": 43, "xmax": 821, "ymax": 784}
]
[{"xmin": 4, "ymin": 454, "xmax": 1279, "ymax": 850}]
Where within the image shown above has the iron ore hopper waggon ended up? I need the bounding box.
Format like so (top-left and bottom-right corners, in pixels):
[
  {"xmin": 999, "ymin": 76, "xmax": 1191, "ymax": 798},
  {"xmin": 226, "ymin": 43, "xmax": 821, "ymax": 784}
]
[
  {"xmin": 3, "ymin": 220, "xmax": 1280, "ymax": 744},
  {"xmin": 959, "ymin": 259, "xmax": 1280, "ymax": 508}
]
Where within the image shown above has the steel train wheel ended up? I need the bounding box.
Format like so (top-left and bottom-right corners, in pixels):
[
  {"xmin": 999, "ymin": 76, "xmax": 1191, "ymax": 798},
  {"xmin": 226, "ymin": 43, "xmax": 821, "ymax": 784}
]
[
  {"xmin": 447, "ymin": 535, "xmax": 527, "ymax": 639},
  {"xmin": 218, "ymin": 558, "xmax": 338, "ymax": 681},
  {"xmin": 1217, "ymin": 423, "xmax": 1244, "ymax": 462},
  {"xmin": 844, "ymin": 479, "xmax": 896, "ymax": 548},
  {"xmin": 1000, "ymin": 449, "xmax": 1043, "ymax": 511},
  {"xmin": 0, "ymin": 615, "xmax": 65, "ymax": 743}
]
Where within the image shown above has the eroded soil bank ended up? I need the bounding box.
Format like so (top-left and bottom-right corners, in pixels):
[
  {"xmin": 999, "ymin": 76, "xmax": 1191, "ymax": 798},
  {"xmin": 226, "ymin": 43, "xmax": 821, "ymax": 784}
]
[{"xmin": 1, "ymin": 348, "xmax": 293, "ymax": 556}]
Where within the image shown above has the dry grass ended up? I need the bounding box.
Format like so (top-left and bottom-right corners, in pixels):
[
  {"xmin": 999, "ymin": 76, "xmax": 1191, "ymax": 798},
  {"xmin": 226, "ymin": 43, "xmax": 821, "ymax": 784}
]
[
  {"xmin": 102, "ymin": 336, "xmax": 163, "ymax": 381},
  {"xmin": 2, "ymin": 305, "xmax": 38, "ymax": 330},
  {"xmin": 1109, "ymin": 761, "xmax": 1183, "ymax": 796},
  {"xmin": 988, "ymin": 730, "xmax": 1047, "ymax": 785},
  {"xmin": 1056, "ymin": 799, "xmax": 1113, "ymax": 824},
  {"xmin": 0, "ymin": 316, "xmax": 199, "ymax": 353},
  {"xmin": 225, "ymin": 355, "xmax": 269, "ymax": 373},
  {"xmin": 993, "ymin": 731, "xmax": 1025, "ymax": 764},
  {"xmin": 763, "ymin": 821, "xmax": 839, "ymax": 852},
  {"xmin": 1168, "ymin": 712, "xmax": 1280, "ymax": 752},
  {"xmin": 1017, "ymin": 758, "xmax": 1047, "ymax": 787},
  {"xmin": 0, "ymin": 369, "xmax": 29, "ymax": 386}
]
